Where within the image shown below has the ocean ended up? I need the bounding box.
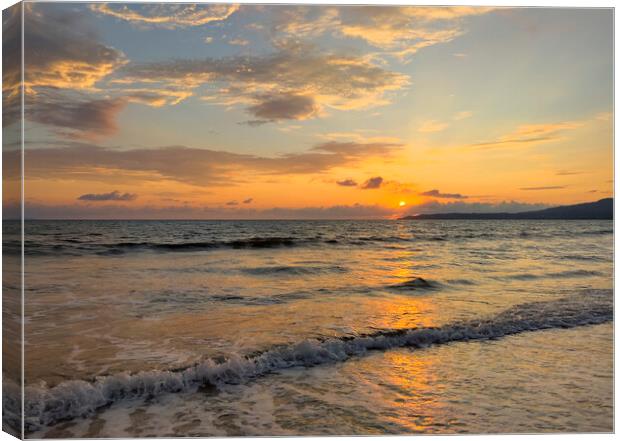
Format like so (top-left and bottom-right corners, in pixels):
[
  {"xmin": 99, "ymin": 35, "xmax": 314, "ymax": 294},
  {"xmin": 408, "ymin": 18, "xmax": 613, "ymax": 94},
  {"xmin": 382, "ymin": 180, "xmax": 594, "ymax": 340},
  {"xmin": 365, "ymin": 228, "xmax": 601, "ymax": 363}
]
[{"xmin": 3, "ymin": 219, "xmax": 613, "ymax": 436}]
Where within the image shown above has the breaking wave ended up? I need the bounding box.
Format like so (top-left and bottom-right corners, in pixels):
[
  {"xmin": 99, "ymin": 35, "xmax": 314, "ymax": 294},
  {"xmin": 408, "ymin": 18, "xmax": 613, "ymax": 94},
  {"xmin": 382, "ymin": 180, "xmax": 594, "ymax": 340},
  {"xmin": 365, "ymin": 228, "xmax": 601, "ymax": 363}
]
[{"xmin": 16, "ymin": 289, "xmax": 612, "ymax": 431}]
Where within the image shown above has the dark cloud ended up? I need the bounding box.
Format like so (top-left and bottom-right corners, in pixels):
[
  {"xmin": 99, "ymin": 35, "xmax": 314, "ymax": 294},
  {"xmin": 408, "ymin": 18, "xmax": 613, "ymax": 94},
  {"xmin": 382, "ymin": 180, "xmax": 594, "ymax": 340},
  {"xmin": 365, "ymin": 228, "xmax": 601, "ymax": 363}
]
[
  {"xmin": 420, "ymin": 189, "xmax": 468, "ymax": 199},
  {"xmin": 5, "ymin": 4, "xmax": 128, "ymax": 135},
  {"xmin": 13, "ymin": 140, "xmax": 400, "ymax": 187},
  {"xmin": 27, "ymin": 95, "xmax": 127, "ymax": 139},
  {"xmin": 226, "ymin": 201, "xmax": 239, "ymax": 206},
  {"xmin": 77, "ymin": 190, "xmax": 137, "ymax": 201},
  {"xmin": 243, "ymin": 198, "xmax": 254, "ymax": 204},
  {"xmin": 337, "ymin": 179, "xmax": 358, "ymax": 187},
  {"xmin": 520, "ymin": 186, "xmax": 565, "ymax": 191},
  {"xmin": 247, "ymin": 93, "xmax": 318, "ymax": 122},
  {"xmin": 360, "ymin": 176, "xmax": 383, "ymax": 189}
]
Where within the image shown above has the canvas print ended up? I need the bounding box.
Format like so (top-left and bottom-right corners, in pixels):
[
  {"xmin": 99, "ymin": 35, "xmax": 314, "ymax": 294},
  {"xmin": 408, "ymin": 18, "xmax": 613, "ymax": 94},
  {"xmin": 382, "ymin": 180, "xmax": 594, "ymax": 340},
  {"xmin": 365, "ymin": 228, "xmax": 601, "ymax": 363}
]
[{"xmin": 1, "ymin": 2, "xmax": 614, "ymax": 438}]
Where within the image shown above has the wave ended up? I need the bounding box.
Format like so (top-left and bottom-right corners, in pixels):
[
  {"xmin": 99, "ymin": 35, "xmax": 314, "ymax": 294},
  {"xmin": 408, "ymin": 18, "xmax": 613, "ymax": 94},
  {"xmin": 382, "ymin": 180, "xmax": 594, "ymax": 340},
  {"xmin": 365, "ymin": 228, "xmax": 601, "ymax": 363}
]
[
  {"xmin": 241, "ymin": 265, "xmax": 348, "ymax": 276},
  {"xmin": 95, "ymin": 237, "xmax": 303, "ymax": 255},
  {"xmin": 387, "ymin": 277, "xmax": 440, "ymax": 291},
  {"xmin": 504, "ymin": 269, "xmax": 603, "ymax": 281},
  {"xmin": 16, "ymin": 289, "xmax": 612, "ymax": 431}
]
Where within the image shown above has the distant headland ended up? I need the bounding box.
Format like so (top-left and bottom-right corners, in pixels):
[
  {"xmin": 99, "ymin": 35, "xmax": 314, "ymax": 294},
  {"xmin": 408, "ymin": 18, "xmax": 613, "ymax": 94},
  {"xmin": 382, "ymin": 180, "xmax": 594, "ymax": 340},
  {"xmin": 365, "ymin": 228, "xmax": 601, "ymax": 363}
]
[{"xmin": 400, "ymin": 198, "xmax": 613, "ymax": 220}]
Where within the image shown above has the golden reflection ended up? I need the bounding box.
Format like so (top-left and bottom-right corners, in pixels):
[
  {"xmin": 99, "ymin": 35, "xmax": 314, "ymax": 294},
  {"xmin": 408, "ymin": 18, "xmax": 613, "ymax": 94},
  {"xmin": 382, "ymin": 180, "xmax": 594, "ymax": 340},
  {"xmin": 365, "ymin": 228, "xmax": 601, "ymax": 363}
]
[{"xmin": 381, "ymin": 350, "xmax": 444, "ymax": 432}]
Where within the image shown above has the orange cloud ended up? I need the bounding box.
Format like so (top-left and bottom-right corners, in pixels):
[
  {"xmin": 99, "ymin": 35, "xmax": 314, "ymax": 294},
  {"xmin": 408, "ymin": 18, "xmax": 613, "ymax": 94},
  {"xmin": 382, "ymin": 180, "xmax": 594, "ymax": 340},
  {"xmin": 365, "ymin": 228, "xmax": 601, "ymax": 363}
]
[
  {"xmin": 90, "ymin": 3, "xmax": 239, "ymax": 28},
  {"xmin": 15, "ymin": 139, "xmax": 402, "ymax": 187},
  {"xmin": 273, "ymin": 6, "xmax": 498, "ymax": 60}
]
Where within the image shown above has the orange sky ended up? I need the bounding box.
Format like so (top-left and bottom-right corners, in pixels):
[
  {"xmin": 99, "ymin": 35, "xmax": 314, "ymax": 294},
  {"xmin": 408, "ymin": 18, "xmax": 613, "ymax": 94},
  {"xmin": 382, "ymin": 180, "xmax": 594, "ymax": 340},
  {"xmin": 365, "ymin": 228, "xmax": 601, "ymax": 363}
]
[{"xmin": 3, "ymin": 4, "xmax": 613, "ymax": 219}]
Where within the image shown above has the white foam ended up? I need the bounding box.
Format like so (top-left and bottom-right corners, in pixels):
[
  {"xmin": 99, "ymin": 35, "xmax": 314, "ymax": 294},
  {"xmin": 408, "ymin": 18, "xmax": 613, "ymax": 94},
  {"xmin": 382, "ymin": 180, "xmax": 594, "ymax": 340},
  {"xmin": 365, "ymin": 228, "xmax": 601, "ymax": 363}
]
[{"xmin": 18, "ymin": 289, "xmax": 612, "ymax": 431}]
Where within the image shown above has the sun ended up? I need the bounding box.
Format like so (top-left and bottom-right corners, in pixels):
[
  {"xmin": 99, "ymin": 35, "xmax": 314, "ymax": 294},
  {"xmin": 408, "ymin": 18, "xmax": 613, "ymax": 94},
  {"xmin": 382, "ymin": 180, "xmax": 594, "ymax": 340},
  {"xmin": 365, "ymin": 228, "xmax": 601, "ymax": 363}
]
[{"xmin": 399, "ymin": 201, "xmax": 406, "ymax": 207}]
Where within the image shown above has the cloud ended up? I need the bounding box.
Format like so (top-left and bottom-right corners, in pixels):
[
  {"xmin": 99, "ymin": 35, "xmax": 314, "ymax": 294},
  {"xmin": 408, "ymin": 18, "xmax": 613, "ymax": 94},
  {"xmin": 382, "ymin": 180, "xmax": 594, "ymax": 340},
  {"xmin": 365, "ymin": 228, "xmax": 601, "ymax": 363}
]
[
  {"xmin": 23, "ymin": 4, "xmax": 127, "ymax": 92},
  {"xmin": 360, "ymin": 176, "xmax": 384, "ymax": 189},
  {"xmin": 119, "ymin": 41, "xmax": 409, "ymax": 121},
  {"xmin": 404, "ymin": 200, "xmax": 551, "ymax": 215},
  {"xmin": 470, "ymin": 121, "xmax": 584, "ymax": 149},
  {"xmin": 226, "ymin": 200, "xmax": 239, "ymax": 206},
  {"xmin": 2, "ymin": 5, "xmax": 22, "ymax": 127},
  {"xmin": 229, "ymin": 38, "xmax": 250, "ymax": 46},
  {"xmin": 17, "ymin": 201, "xmax": 395, "ymax": 220},
  {"xmin": 453, "ymin": 110, "xmax": 472, "ymax": 120},
  {"xmin": 312, "ymin": 141, "xmax": 401, "ymax": 156},
  {"xmin": 274, "ymin": 6, "xmax": 497, "ymax": 60},
  {"xmin": 124, "ymin": 88, "xmax": 193, "ymax": 107},
  {"xmin": 77, "ymin": 190, "xmax": 137, "ymax": 201},
  {"xmin": 556, "ymin": 170, "xmax": 583, "ymax": 176},
  {"xmin": 420, "ymin": 189, "xmax": 468, "ymax": 199},
  {"xmin": 243, "ymin": 198, "xmax": 254, "ymax": 204},
  {"xmin": 3, "ymin": 4, "xmax": 128, "ymax": 135},
  {"xmin": 246, "ymin": 93, "xmax": 318, "ymax": 123},
  {"xmin": 418, "ymin": 120, "xmax": 449, "ymax": 133},
  {"xmin": 27, "ymin": 95, "xmax": 127, "ymax": 139},
  {"xmin": 16, "ymin": 199, "xmax": 558, "ymax": 220},
  {"xmin": 520, "ymin": 186, "xmax": 565, "ymax": 191},
  {"xmin": 15, "ymin": 140, "xmax": 401, "ymax": 187},
  {"xmin": 90, "ymin": 3, "xmax": 239, "ymax": 28},
  {"xmin": 337, "ymin": 179, "xmax": 358, "ymax": 187}
]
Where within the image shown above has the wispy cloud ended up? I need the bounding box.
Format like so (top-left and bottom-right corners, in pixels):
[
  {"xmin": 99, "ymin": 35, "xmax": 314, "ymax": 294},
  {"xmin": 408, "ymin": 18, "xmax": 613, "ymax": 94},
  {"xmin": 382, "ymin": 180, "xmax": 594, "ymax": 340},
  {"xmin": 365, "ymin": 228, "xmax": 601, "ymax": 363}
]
[
  {"xmin": 418, "ymin": 120, "xmax": 449, "ymax": 133},
  {"xmin": 274, "ymin": 6, "xmax": 497, "ymax": 60},
  {"xmin": 229, "ymin": 38, "xmax": 250, "ymax": 46},
  {"xmin": 453, "ymin": 110, "xmax": 472, "ymax": 120},
  {"xmin": 520, "ymin": 186, "xmax": 565, "ymax": 191},
  {"xmin": 90, "ymin": 3, "xmax": 239, "ymax": 28},
  {"xmin": 470, "ymin": 121, "xmax": 584, "ymax": 149},
  {"xmin": 556, "ymin": 170, "xmax": 583, "ymax": 176}
]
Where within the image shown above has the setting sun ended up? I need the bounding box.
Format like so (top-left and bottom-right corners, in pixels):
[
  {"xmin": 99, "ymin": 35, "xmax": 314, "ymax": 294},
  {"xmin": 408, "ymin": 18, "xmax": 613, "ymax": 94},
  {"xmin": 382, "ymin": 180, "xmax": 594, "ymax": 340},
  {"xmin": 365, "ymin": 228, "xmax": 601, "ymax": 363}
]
[{"xmin": 399, "ymin": 201, "xmax": 406, "ymax": 207}]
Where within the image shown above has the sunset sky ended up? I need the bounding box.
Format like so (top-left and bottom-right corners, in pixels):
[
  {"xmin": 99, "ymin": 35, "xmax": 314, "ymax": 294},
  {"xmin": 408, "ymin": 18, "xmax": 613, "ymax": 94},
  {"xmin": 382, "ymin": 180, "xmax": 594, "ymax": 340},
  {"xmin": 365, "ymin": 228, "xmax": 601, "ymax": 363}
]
[{"xmin": 3, "ymin": 3, "xmax": 613, "ymax": 219}]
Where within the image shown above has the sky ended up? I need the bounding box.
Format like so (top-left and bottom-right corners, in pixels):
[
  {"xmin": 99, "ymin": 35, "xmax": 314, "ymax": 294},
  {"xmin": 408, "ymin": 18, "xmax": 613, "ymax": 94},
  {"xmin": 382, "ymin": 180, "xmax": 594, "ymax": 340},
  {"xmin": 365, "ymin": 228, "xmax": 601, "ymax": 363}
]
[{"xmin": 2, "ymin": 3, "xmax": 614, "ymax": 219}]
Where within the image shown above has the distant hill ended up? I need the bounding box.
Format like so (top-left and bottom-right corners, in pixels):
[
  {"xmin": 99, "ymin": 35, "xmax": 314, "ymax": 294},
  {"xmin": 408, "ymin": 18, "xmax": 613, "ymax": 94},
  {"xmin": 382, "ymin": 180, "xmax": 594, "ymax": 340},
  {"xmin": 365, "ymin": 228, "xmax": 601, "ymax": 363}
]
[{"xmin": 400, "ymin": 198, "xmax": 613, "ymax": 220}]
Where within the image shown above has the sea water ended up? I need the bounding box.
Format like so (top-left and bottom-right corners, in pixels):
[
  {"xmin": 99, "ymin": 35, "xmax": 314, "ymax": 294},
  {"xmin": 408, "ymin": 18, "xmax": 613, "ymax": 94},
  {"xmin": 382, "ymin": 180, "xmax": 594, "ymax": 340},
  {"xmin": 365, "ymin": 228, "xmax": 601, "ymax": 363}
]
[{"xmin": 3, "ymin": 219, "xmax": 613, "ymax": 436}]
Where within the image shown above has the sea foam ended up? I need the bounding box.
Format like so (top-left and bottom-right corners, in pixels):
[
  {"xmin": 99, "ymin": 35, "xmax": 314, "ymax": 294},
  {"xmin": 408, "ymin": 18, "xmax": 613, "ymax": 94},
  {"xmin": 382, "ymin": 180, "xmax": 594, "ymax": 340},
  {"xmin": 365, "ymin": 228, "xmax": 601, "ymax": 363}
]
[{"xmin": 13, "ymin": 289, "xmax": 612, "ymax": 431}]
